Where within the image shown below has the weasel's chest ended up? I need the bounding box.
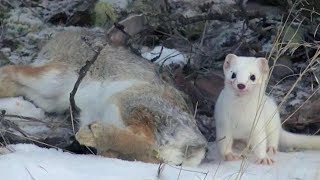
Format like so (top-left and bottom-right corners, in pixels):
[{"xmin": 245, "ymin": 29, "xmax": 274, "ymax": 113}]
[{"xmin": 228, "ymin": 102, "xmax": 263, "ymax": 138}]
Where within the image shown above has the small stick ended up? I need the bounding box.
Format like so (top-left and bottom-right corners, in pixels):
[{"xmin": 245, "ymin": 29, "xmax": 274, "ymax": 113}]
[{"xmin": 69, "ymin": 39, "xmax": 103, "ymax": 122}]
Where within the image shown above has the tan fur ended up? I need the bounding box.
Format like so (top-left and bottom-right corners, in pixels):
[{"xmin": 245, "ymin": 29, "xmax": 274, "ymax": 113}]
[
  {"xmin": 100, "ymin": 150, "xmax": 120, "ymax": 159},
  {"xmin": 125, "ymin": 106, "xmax": 156, "ymax": 141},
  {"xmin": 0, "ymin": 75, "xmax": 18, "ymax": 97},
  {"xmin": 4, "ymin": 65, "xmax": 49, "ymax": 77},
  {"xmin": 76, "ymin": 122, "xmax": 158, "ymax": 162},
  {"xmin": 1, "ymin": 63, "xmax": 69, "ymax": 80}
]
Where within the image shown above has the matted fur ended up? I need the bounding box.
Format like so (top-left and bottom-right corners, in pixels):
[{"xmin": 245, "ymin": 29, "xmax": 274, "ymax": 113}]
[{"xmin": 0, "ymin": 29, "xmax": 207, "ymax": 167}]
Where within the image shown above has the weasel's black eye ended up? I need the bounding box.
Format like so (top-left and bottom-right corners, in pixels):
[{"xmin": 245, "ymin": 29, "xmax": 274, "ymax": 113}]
[
  {"xmin": 231, "ymin": 73, "xmax": 236, "ymax": 79},
  {"xmin": 250, "ymin": 74, "xmax": 256, "ymax": 81}
]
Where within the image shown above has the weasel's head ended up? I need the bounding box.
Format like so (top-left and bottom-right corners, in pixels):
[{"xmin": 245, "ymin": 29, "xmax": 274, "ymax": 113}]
[{"xmin": 223, "ymin": 54, "xmax": 269, "ymax": 96}]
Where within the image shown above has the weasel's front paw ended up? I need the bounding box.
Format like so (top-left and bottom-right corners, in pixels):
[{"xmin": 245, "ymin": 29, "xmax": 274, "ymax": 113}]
[
  {"xmin": 267, "ymin": 147, "xmax": 277, "ymax": 155},
  {"xmin": 225, "ymin": 153, "xmax": 241, "ymax": 161},
  {"xmin": 255, "ymin": 157, "xmax": 274, "ymax": 165},
  {"xmin": 76, "ymin": 123, "xmax": 103, "ymax": 147},
  {"xmin": 88, "ymin": 122, "xmax": 106, "ymax": 137}
]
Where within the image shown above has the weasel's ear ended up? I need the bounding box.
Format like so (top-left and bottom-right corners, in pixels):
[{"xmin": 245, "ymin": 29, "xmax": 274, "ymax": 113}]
[
  {"xmin": 258, "ymin": 58, "xmax": 269, "ymax": 74},
  {"xmin": 223, "ymin": 54, "xmax": 237, "ymax": 72}
]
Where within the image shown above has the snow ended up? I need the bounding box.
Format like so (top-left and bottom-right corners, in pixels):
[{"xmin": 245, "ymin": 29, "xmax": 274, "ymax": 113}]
[
  {"xmin": 0, "ymin": 97, "xmax": 45, "ymax": 119},
  {"xmin": 204, "ymin": 143, "xmax": 320, "ymax": 180},
  {"xmin": 6, "ymin": 8, "xmax": 44, "ymax": 32},
  {"xmin": 0, "ymin": 144, "xmax": 207, "ymax": 180},
  {"xmin": 0, "ymin": 97, "xmax": 72, "ymax": 145},
  {"xmin": 141, "ymin": 46, "xmax": 187, "ymax": 66},
  {"xmin": 1, "ymin": 1, "xmax": 320, "ymax": 180},
  {"xmin": 99, "ymin": 0, "xmax": 132, "ymax": 10},
  {"xmin": 0, "ymin": 143, "xmax": 320, "ymax": 180}
]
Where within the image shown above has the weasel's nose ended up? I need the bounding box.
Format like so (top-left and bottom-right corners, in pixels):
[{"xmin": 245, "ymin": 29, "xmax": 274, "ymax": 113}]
[{"xmin": 237, "ymin": 84, "xmax": 246, "ymax": 90}]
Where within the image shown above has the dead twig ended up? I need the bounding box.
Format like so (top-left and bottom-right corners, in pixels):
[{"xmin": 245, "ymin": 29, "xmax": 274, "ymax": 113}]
[
  {"xmin": 199, "ymin": 21, "xmax": 208, "ymax": 48},
  {"xmin": 151, "ymin": 45, "xmax": 164, "ymax": 62},
  {"xmin": 69, "ymin": 38, "xmax": 103, "ymax": 123},
  {"xmin": 2, "ymin": 118, "xmax": 29, "ymax": 137},
  {"xmin": 113, "ymin": 22, "xmax": 132, "ymax": 39},
  {"xmin": 157, "ymin": 162, "xmax": 165, "ymax": 180},
  {"xmin": 25, "ymin": 167, "xmax": 36, "ymax": 180},
  {"xmin": 0, "ymin": 110, "xmax": 9, "ymax": 147},
  {"xmin": 4, "ymin": 129, "xmax": 73, "ymax": 153},
  {"xmin": 4, "ymin": 114, "xmax": 46, "ymax": 124}
]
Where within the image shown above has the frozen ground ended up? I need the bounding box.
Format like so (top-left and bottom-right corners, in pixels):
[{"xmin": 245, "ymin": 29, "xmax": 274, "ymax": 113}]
[{"xmin": 0, "ymin": 143, "xmax": 319, "ymax": 180}]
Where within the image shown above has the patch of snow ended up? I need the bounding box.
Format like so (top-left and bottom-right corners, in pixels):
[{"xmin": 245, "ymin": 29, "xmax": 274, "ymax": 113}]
[
  {"xmin": 99, "ymin": 0, "xmax": 132, "ymax": 10},
  {"xmin": 0, "ymin": 97, "xmax": 45, "ymax": 119},
  {"xmin": 213, "ymin": 0, "xmax": 236, "ymax": 4},
  {"xmin": 141, "ymin": 46, "xmax": 187, "ymax": 66},
  {"xmin": 2, "ymin": 0, "xmax": 106, "ymax": 65},
  {"xmin": 261, "ymin": 40, "xmax": 273, "ymax": 53},
  {"xmin": 288, "ymin": 98, "xmax": 302, "ymax": 106},
  {"xmin": 206, "ymin": 20, "xmax": 253, "ymax": 57},
  {"xmin": 6, "ymin": 8, "xmax": 44, "ymax": 33},
  {"xmin": 203, "ymin": 142, "xmax": 320, "ymax": 180},
  {"xmin": 1, "ymin": 48, "xmax": 11, "ymax": 57},
  {"xmin": 1, "ymin": 143, "xmax": 320, "ymax": 180},
  {"xmin": 0, "ymin": 97, "xmax": 72, "ymax": 144},
  {"xmin": 296, "ymin": 90, "xmax": 310, "ymax": 99},
  {"xmin": 0, "ymin": 144, "xmax": 208, "ymax": 180}
]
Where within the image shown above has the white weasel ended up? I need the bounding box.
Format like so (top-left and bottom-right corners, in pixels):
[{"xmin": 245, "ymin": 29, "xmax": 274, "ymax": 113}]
[{"xmin": 214, "ymin": 54, "xmax": 320, "ymax": 165}]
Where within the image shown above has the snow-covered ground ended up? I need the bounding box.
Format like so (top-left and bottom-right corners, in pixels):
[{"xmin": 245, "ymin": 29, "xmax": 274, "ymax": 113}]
[
  {"xmin": 0, "ymin": 97, "xmax": 45, "ymax": 119},
  {"xmin": 1, "ymin": 143, "xmax": 320, "ymax": 180},
  {"xmin": 141, "ymin": 46, "xmax": 187, "ymax": 66},
  {"xmin": 1, "ymin": 2, "xmax": 320, "ymax": 180}
]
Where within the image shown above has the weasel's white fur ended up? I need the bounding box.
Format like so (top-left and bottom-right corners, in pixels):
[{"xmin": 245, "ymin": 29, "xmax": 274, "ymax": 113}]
[{"xmin": 214, "ymin": 54, "xmax": 320, "ymax": 165}]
